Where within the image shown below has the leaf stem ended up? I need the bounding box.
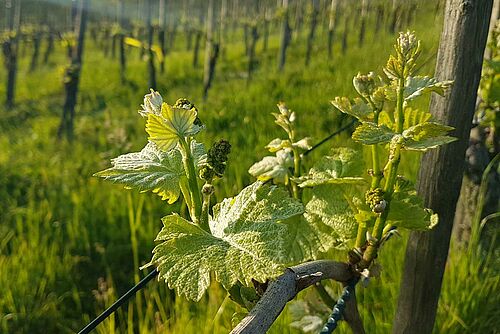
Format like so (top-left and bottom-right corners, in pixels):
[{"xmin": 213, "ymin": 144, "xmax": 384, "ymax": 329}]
[
  {"xmin": 290, "ymin": 129, "xmax": 302, "ymax": 200},
  {"xmin": 355, "ymin": 97, "xmax": 382, "ymax": 249},
  {"xmin": 179, "ymin": 137, "xmax": 203, "ymax": 224},
  {"xmin": 200, "ymin": 183, "xmax": 213, "ymax": 232}
]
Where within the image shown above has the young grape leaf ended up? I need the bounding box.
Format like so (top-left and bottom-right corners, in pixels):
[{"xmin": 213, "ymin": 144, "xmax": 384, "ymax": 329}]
[
  {"xmin": 248, "ymin": 149, "xmax": 293, "ymax": 183},
  {"xmin": 404, "ymin": 136, "xmax": 457, "ymax": 151},
  {"xmin": 264, "ymin": 137, "xmax": 310, "ymax": 153},
  {"xmin": 404, "ymin": 76, "xmax": 453, "ymax": 101},
  {"xmin": 304, "ymin": 185, "xmax": 358, "ymax": 248},
  {"xmin": 266, "ymin": 138, "xmax": 292, "ymax": 152},
  {"xmin": 402, "ymin": 122, "xmax": 454, "ymax": 140},
  {"xmin": 387, "ymin": 191, "xmax": 438, "ymax": 230},
  {"xmin": 150, "ymin": 182, "xmax": 303, "ymax": 301},
  {"xmin": 94, "ymin": 142, "xmax": 184, "ymax": 203},
  {"xmin": 146, "ymin": 103, "xmax": 204, "ymax": 151},
  {"xmin": 402, "ymin": 122, "xmax": 457, "ymax": 151},
  {"xmin": 331, "ymin": 97, "xmax": 373, "ymax": 121},
  {"xmin": 403, "ymin": 107, "xmax": 433, "ymax": 130},
  {"xmin": 296, "ymin": 148, "xmax": 365, "ymax": 188},
  {"xmin": 138, "ymin": 89, "xmax": 163, "ymax": 117},
  {"xmin": 352, "ymin": 122, "xmax": 395, "ymax": 145},
  {"xmin": 281, "ymin": 215, "xmax": 339, "ymax": 263},
  {"xmin": 292, "ymin": 137, "xmax": 313, "ymax": 150}
]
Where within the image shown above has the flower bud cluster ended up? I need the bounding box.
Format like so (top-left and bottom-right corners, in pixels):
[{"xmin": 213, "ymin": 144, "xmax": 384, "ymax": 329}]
[
  {"xmin": 273, "ymin": 102, "xmax": 296, "ymax": 136},
  {"xmin": 365, "ymin": 188, "xmax": 386, "ymax": 213},
  {"xmin": 384, "ymin": 31, "xmax": 421, "ymax": 80},
  {"xmin": 199, "ymin": 139, "xmax": 232, "ymax": 182},
  {"xmin": 396, "ymin": 31, "xmax": 419, "ymax": 59}
]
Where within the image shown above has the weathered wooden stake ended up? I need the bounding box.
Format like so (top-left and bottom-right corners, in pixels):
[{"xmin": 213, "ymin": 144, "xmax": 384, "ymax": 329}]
[{"xmin": 393, "ymin": 1, "xmax": 493, "ymax": 333}]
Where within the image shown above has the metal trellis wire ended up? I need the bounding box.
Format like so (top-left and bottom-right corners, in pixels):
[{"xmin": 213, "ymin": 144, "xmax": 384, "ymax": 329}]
[{"xmin": 78, "ymin": 268, "xmax": 159, "ymax": 334}]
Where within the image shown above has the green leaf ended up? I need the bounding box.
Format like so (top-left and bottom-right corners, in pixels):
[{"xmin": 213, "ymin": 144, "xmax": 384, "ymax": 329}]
[
  {"xmin": 296, "ymin": 148, "xmax": 365, "ymax": 188},
  {"xmin": 387, "ymin": 191, "xmax": 438, "ymax": 230},
  {"xmin": 211, "ymin": 182, "xmax": 304, "ymax": 235},
  {"xmin": 94, "ymin": 142, "xmax": 184, "ymax": 204},
  {"xmin": 352, "ymin": 122, "xmax": 395, "ymax": 145},
  {"xmin": 404, "ymin": 76, "xmax": 453, "ymax": 101},
  {"xmin": 146, "ymin": 103, "xmax": 204, "ymax": 151},
  {"xmin": 281, "ymin": 215, "xmax": 338, "ymax": 263},
  {"xmin": 403, "ymin": 122, "xmax": 454, "ymax": 140},
  {"xmin": 265, "ymin": 138, "xmax": 291, "ymax": 152},
  {"xmin": 248, "ymin": 149, "xmax": 293, "ymax": 183},
  {"xmin": 150, "ymin": 182, "xmax": 303, "ymax": 301},
  {"xmin": 404, "ymin": 136, "xmax": 457, "ymax": 151},
  {"xmin": 331, "ymin": 97, "xmax": 372, "ymax": 121},
  {"xmin": 403, "ymin": 107, "xmax": 432, "ymax": 130},
  {"xmin": 292, "ymin": 137, "xmax": 313, "ymax": 151},
  {"xmin": 138, "ymin": 90, "xmax": 163, "ymax": 117},
  {"xmin": 304, "ymin": 185, "xmax": 358, "ymax": 248},
  {"xmin": 402, "ymin": 122, "xmax": 457, "ymax": 151}
]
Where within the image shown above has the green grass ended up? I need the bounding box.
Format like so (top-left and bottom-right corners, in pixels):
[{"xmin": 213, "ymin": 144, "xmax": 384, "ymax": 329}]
[{"xmin": 1, "ymin": 3, "xmax": 498, "ymax": 333}]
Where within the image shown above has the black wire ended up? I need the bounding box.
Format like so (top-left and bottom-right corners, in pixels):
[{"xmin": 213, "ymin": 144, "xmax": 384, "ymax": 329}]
[
  {"xmin": 301, "ymin": 119, "xmax": 357, "ymax": 158},
  {"xmin": 78, "ymin": 268, "xmax": 159, "ymax": 334}
]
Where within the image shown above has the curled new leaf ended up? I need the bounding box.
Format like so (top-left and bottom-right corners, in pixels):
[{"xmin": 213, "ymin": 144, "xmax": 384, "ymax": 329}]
[
  {"xmin": 248, "ymin": 149, "xmax": 293, "ymax": 183},
  {"xmin": 331, "ymin": 97, "xmax": 372, "ymax": 121},
  {"xmin": 146, "ymin": 103, "xmax": 204, "ymax": 151},
  {"xmin": 138, "ymin": 89, "xmax": 163, "ymax": 117}
]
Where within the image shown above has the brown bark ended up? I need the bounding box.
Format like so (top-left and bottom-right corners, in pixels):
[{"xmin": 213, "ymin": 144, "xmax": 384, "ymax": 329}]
[{"xmin": 393, "ymin": 1, "xmax": 493, "ymax": 333}]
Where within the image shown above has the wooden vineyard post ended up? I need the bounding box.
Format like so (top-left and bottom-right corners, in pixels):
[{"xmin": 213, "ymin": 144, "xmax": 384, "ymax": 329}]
[
  {"xmin": 305, "ymin": 0, "xmax": 320, "ymax": 66},
  {"xmin": 203, "ymin": 0, "xmax": 218, "ymax": 100},
  {"xmin": 146, "ymin": 0, "xmax": 156, "ymax": 90},
  {"xmin": 57, "ymin": 0, "xmax": 89, "ymax": 140},
  {"xmin": 278, "ymin": 0, "xmax": 291, "ymax": 71},
  {"xmin": 3, "ymin": 0, "xmax": 21, "ymax": 108},
  {"xmin": 392, "ymin": 1, "xmax": 493, "ymax": 333},
  {"xmin": 327, "ymin": 0, "xmax": 339, "ymax": 58}
]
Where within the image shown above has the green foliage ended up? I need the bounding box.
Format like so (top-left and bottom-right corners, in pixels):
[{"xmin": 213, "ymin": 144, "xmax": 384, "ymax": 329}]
[
  {"xmin": 295, "ymin": 148, "xmax": 365, "ymax": 187},
  {"xmin": 149, "ymin": 182, "xmax": 303, "ymax": 301},
  {"xmin": 248, "ymin": 149, "xmax": 294, "ymax": 183},
  {"xmin": 304, "ymin": 185, "xmax": 358, "ymax": 248},
  {"xmin": 387, "ymin": 191, "xmax": 438, "ymax": 230},
  {"xmin": 94, "ymin": 142, "xmax": 185, "ymax": 203},
  {"xmin": 404, "ymin": 76, "xmax": 453, "ymax": 101},
  {"xmin": 352, "ymin": 122, "xmax": 395, "ymax": 145},
  {"xmin": 146, "ymin": 102, "xmax": 204, "ymax": 152}
]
